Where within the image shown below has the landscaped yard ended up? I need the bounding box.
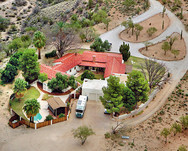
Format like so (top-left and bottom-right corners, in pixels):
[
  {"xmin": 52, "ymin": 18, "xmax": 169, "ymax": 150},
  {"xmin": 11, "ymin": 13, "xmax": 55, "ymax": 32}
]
[
  {"xmin": 9, "ymin": 87, "xmax": 40, "ymax": 120},
  {"xmin": 66, "ymin": 49, "xmax": 90, "ymax": 54},
  {"xmin": 76, "ymin": 73, "xmax": 104, "ymax": 84},
  {"xmin": 125, "ymin": 56, "xmax": 146, "ymax": 71}
]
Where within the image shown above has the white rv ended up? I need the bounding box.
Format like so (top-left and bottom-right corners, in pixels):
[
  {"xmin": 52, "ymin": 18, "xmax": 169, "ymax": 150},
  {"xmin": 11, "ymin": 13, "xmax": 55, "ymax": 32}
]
[{"xmin": 75, "ymin": 95, "xmax": 88, "ymax": 118}]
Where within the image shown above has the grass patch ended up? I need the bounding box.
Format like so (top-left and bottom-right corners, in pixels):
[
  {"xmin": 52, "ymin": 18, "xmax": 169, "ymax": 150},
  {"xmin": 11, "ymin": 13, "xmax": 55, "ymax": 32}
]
[
  {"xmin": 125, "ymin": 56, "xmax": 145, "ymax": 71},
  {"xmin": 66, "ymin": 49, "xmax": 90, "ymax": 54},
  {"xmin": 76, "ymin": 73, "xmax": 104, "ymax": 84},
  {"xmin": 42, "ymin": 93, "xmax": 53, "ymax": 100},
  {"xmin": 9, "ymin": 86, "xmax": 40, "ymax": 120}
]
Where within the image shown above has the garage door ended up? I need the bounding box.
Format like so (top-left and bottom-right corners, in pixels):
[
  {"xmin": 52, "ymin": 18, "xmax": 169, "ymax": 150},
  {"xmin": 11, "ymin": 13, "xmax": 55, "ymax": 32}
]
[{"xmin": 88, "ymin": 93, "xmax": 96, "ymax": 101}]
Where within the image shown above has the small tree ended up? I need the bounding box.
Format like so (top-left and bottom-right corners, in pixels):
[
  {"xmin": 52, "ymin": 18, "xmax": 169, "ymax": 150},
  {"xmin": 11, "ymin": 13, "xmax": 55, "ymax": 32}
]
[
  {"xmin": 1, "ymin": 63, "xmax": 17, "ymax": 83},
  {"xmin": 68, "ymin": 75, "xmax": 77, "ymax": 89},
  {"xmin": 38, "ymin": 73, "xmax": 48, "ymax": 83},
  {"xmin": 23, "ymin": 99, "xmax": 40, "ymax": 123},
  {"xmin": 90, "ymin": 37, "xmax": 111, "ymax": 52},
  {"xmin": 20, "ymin": 49, "xmax": 40, "ymax": 82},
  {"xmin": 121, "ymin": 19, "xmax": 134, "ymax": 35},
  {"xmin": 162, "ymin": 41, "xmax": 170, "ymax": 55},
  {"xmin": 119, "ymin": 42, "xmax": 130, "ymax": 61},
  {"xmin": 13, "ymin": 78, "xmax": 27, "ymax": 98},
  {"xmin": 126, "ymin": 70, "xmax": 150, "ymax": 103},
  {"xmin": 170, "ymin": 122, "xmax": 182, "ymax": 136},
  {"xmin": 143, "ymin": 41, "xmax": 153, "ymax": 51},
  {"xmin": 102, "ymin": 18, "xmax": 111, "ymax": 31},
  {"xmin": 180, "ymin": 115, "xmax": 188, "ymax": 130},
  {"xmin": 100, "ymin": 76, "xmax": 124, "ymax": 116},
  {"xmin": 171, "ymin": 49, "xmax": 180, "ymax": 58},
  {"xmin": 81, "ymin": 70, "xmax": 95, "ymax": 81},
  {"xmin": 134, "ymin": 24, "xmax": 143, "ymax": 41},
  {"xmin": 140, "ymin": 59, "xmax": 169, "ymax": 90},
  {"xmin": 160, "ymin": 128, "xmax": 170, "ymax": 143},
  {"xmin": 169, "ymin": 36, "xmax": 177, "ymax": 50},
  {"xmin": 47, "ymin": 73, "xmax": 69, "ymax": 92},
  {"xmin": 178, "ymin": 145, "xmax": 187, "ymax": 151},
  {"xmin": 92, "ymin": 10, "xmax": 108, "ymax": 24},
  {"xmin": 147, "ymin": 27, "xmax": 157, "ymax": 37},
  {"xmin": 72, "ymin": 125, "xmax": 95, "ymax": 145},
  {"xmin": 33, "ymin": 31, "xmax": 46, "ymax": 59},
  {"xmin": 122, "ymin": 86, "xmax": 136, "ymax": 111}
]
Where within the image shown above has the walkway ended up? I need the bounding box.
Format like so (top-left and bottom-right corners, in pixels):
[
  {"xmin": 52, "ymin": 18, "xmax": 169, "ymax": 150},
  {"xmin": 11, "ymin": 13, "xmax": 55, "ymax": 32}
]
[{"xmin": 100, "ymin": 0, "xmax": 188, "ymax": 125}]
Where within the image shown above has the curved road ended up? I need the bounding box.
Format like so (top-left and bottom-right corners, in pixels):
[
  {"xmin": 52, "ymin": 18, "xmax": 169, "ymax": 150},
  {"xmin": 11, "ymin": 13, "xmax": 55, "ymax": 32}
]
[
  {"xmin": 100, "ymin": 0, "xmax": 188, "ymax": 125},
  {"xmin": 1, "ymin": 0, "xmax": 188, "ymax": 150}
]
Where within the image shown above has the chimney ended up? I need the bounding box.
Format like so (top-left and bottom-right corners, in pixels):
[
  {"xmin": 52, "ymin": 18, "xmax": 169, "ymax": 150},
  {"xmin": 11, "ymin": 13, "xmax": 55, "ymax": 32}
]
[{"xmin": 92, "ymin": 55, "xmax": 96, "ymax": 62}]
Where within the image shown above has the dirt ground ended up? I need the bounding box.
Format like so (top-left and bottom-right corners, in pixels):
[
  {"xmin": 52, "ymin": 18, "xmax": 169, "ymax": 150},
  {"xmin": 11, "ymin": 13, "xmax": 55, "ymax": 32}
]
[
  {"xmin": 158, "ymin": 0, "xmax": 188, "ymax": 31},
  {"xmin": 139, "ymin": 32, "xmax": 186, "ymax": 61},
  {"xmin": 105, "ymin": 71, "xmax": 188, "ymax": 151},
  {"xmin": 0, "ymin": 100, "xmax": 114, "ymax": 151},
  {"xmin": 119, "ymin": 13, "xmax": 170, "ymax": 43},
  {"xmin": 93, "ymin": 0, "xmax": 148, "ymax": 35}
]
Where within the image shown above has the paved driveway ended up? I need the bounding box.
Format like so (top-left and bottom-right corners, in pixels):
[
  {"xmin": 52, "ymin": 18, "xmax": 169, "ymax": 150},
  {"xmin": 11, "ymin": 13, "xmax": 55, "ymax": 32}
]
[{"xmin": 1, "ymin": 100, "xmax": 113, "ymax": 151}]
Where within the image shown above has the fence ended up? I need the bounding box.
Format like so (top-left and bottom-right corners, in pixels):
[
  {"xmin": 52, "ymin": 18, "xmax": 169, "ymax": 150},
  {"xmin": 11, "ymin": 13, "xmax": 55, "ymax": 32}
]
[
  {"xmin": 118, "ymin": 88, "xmax": 160, "ymax": 119},
  {"xmin": 9, "ymin": 114, "xmax": 67, "ymax": 129}
]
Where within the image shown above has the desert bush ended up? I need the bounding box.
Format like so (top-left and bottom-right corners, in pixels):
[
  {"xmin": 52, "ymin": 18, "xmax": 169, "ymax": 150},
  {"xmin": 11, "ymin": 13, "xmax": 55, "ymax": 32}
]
[{"xmin": 45, "ymin": 50, "xmax": 57, "ymax": 58}]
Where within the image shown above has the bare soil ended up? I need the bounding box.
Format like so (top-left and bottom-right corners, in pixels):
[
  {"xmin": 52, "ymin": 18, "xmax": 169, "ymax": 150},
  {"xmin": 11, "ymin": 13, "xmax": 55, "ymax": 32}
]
[
  {"xmin": 93, "ymin": 0, "xmax": 149, "ymax": 35},
  {"xmin": 105, "ymin": 71, "xmax": 188, "ymax": 151},
  {"xmin": 158, "ymin": 0, "xmax": 188, "ymax": 31},
  {"xmin": 119, "ymin": 13, "xmax": 170, "ymax": 43},
  {"xmin": 139, "ymin": 32, "xmax": 186, "ymax": 61}
]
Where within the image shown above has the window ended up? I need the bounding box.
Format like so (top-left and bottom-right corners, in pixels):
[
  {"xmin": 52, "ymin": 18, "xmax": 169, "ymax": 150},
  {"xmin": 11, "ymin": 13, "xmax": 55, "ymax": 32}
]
[
  {"xmin": 70, "ymin": 69, "xmax": 71, "ymax": 72},
  {"xmin": 74, "ymin": 67, "xmax": 76, "ymax": 70}
]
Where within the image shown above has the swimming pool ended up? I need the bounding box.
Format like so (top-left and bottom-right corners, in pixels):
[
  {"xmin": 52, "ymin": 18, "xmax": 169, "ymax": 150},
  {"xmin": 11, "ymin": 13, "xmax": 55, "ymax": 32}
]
[{"xmin": 34, "ymin": 113, "xmax": 42, "ymax": 121}]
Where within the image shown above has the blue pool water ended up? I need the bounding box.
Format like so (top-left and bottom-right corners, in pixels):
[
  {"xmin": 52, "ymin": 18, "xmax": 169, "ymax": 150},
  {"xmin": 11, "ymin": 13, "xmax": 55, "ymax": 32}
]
[{"xmin": 34, "ymin": 113, "xmax": 42, "ymax": 121}]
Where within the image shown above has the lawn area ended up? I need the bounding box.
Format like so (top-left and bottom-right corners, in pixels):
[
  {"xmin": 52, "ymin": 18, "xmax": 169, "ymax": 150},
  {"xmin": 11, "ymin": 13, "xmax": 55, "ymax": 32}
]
[
  {"xmin": 76, "ymin": 73, "xmax": 104, "ymax": 84},
  {"xmin": 10, "ymin": 86, "xmax": 40, "ymax": 120},
  {"xmin": 66, "ymin": 49, "xmax": 90, "ymax": 54},
  {"xmin": 125, "ymin": 56, "xmax": 146, "ymax": 71}
]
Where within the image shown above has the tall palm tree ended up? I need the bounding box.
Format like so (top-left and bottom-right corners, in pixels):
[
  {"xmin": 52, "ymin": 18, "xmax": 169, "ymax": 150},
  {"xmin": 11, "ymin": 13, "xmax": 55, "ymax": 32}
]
[
  {"xmin": 23, "ymin": 99, "xmax": 40, "ymax": 123},
  {"xmin": 33, "ymin": 31, "xmax": 46, "ymax": 59}
]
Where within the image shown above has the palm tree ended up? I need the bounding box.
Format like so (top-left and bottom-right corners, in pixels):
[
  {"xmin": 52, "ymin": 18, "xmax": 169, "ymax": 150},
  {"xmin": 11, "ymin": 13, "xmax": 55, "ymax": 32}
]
[
  {"xmin": 162, "ymin": 41, "xmax": 170, "ymax": 55},
  {"xmin": 23, "ymin": 99, "xmax": 40, "ymax": 123},
  {"xmin": 33, "ymin": 31, "xmax": 46, "ymax": 59}
]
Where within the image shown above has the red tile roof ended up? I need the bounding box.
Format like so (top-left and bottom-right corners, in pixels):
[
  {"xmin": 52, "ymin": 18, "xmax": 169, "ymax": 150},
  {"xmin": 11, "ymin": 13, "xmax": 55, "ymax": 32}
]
[
  {"xmin": 40, "ymin": 51, "xmax": 126, "ymax": 79},
  {"xmin": 40, "ymin": 64, "xmax": 69, "ymax": 79}
]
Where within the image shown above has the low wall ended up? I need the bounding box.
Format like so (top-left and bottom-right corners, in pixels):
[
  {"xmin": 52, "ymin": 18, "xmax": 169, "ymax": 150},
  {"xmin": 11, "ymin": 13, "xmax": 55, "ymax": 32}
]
[
  {"xmin": 118, "ymin": 88, "xmax": 160, "ymax": 119},
  {"xmin": 9, "ymin": 114, "xmax": 67, "ymax": 129}
]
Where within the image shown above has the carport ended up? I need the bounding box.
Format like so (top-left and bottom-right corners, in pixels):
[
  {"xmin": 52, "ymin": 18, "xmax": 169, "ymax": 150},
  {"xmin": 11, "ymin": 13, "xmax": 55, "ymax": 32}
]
[{"xmin": 82, "ymin": 79, "xmax": 107, "ymax": 101}]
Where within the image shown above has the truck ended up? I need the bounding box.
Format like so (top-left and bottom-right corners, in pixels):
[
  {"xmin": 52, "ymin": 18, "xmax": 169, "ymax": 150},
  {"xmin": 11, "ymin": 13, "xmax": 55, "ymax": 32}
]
[{"xmin": 75, "ymin": 95, "xmax": 88, "ymax": 118}]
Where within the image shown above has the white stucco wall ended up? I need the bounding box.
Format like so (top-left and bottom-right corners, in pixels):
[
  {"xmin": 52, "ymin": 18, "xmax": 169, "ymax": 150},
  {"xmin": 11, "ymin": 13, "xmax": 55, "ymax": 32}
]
[
  {"xmin": 82, "ymin": 79, "xmax": 107, "ymax": 101},
  {"xmin": 66, "ymin": 66, "xmax": 83, "ymax": 75}
]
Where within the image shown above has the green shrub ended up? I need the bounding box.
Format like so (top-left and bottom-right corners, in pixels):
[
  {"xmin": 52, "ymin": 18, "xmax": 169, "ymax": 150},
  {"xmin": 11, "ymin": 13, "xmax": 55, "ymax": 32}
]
[
  {"xmin": 59, "ymin": 113, "xmax": 65, "ymax": 118},
  {"xmin": 45, "ymin": 50, "xmax": 57, "ymax": 58},
  {"xmin": 46, "ymin": 115, "xmax": 53, "ymax": 121},
  {"xmin": 81, "ymin": 70, "xmax": 95, "ymax": 81},
  {"xmin": 104, "ymin": 132, "xmax": 111, "ymax": 139}
]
